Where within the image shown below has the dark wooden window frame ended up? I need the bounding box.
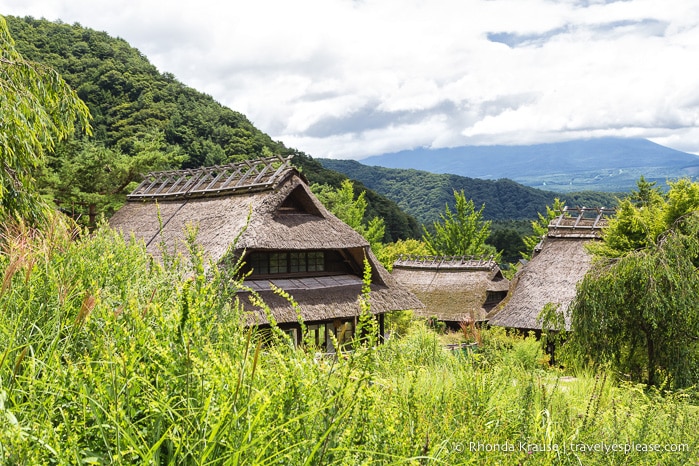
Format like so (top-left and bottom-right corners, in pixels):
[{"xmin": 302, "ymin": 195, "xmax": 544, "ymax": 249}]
[{"xmin": 245, "ymin": 250, "xmax": 352, "ymax": 278}]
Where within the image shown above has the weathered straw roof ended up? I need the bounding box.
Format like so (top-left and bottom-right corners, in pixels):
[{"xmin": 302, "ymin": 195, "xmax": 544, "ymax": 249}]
[
  {"xmin": 241, "ymin": 258, "xmax": 424, "ymax": 325},
  {"xmin": 488, "ymin": 207, "xmax": 612, "ymax": 331},
  {"xmin": 392, "ymin": 255, "xmax": 508, "ymax": 322},
  {"xmin": 110, "ymin": 156, "xmax": 424, "ymax": 323},
  {"xmin": 110, "ymin": 160, "xmax": 368, "ymax": 262}
]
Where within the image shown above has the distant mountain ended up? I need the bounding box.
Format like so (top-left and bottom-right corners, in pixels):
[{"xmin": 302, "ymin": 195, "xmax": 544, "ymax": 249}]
[
  {"xmin": 319, "ymin": 159, "xmax": 618, "ymax": 225},
  {"xmin": 361, "ymin": 138, "xmax": 699, "ymax": 192}
]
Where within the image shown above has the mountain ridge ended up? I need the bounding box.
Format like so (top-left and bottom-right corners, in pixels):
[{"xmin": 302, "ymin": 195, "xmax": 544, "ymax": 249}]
[
  {"xmin": 360, "ymin": 138, "xmax": 699, "ymax": 192},
  {"xmin": 319, "ymin": 159, "xmax": 618, "ymax": 225}
]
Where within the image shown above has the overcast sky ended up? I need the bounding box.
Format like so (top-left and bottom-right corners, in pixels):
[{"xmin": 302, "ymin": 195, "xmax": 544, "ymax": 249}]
[{"xmin": 3, "ymin": 0, "xmax": 699, "ymax": 159}]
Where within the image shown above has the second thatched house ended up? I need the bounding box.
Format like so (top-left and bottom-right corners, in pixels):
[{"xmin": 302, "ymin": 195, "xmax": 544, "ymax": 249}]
[
  {"xmin": 487, "ymin": 207, "xmax": 613, "ymax": 332},
  {"xmin": 109, "ymin": 155, "xmax": 423, "ymax": 349},
  {"xmin": 391, "ymin": 255, "xmax": 509, "ymax": 327}
]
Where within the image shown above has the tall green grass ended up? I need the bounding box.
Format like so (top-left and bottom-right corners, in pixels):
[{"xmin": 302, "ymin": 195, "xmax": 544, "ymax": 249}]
[{"xmin": 1, "ymin": 217, "xmax": 698, "ymax": 465}]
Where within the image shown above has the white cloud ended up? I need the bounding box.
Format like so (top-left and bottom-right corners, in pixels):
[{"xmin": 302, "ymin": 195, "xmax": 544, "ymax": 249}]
[{"xmin": 3, "ymin": 0, "xmax": 699, "ymax": 157}]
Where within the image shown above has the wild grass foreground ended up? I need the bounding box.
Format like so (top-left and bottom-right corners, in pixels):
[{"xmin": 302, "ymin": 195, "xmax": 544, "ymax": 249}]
[{"xmin": 1, "ymin": 218, "xmax": 698, "ymax": 465}]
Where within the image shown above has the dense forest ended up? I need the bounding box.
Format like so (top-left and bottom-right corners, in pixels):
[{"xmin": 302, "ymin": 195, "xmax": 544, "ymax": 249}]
[
  {"xmin": 5, "ymin": 15, "xmax": 420, "ymax": 241},
  {"xmin": 320, "ymin": 159, "xmax": 619, "ymax": 224}
]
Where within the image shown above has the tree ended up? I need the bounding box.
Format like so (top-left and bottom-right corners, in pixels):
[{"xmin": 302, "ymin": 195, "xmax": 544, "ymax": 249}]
[
  {"xmin": 521, "ymin": 198, "xmax": 565, "ymax": 260},
  {"xmin": 587, "ymin": 177, "xmax": 697, "ymax": 258},
  {"xmin": 311, "ymin": 180, "xmax": 386, "ymax": 258},
  {"xmin": 40, "ymin": 130, "xmax": 186, "ymax": 223},
  {"xmin": 569, "ymin": 177, "xmax": 699, "ymax": 388},
  {"xmin": 422, "ymin": 190, "xmax": 498, "ymax": 258},
  {"xmin": 0, "ymin": 15, "xmax": 91, "ymax": 223},
  {"xmin": 569, "ymin": 212, "xmax": 699, "ymax": 388}
]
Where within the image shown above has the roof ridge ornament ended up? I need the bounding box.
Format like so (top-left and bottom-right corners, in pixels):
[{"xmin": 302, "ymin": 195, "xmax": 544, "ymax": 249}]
[
  {"xmin": 394, "ymin": 254, "xmax": 497, "ymax": 270},
  {"xmin": 127, "ymin": 154, "xmax": 294, "ymax": 201},
  {"xmin": 547, "ymin": 205, "xmax": 615, "ymax": 238}
]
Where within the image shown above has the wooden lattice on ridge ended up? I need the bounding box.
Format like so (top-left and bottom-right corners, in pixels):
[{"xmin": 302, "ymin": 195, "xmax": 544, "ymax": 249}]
[
  {"xmin": 127, "ymin": 155, "xmax": 293, "ymax": 201},
  {"xmin": 393, "ymin": 254, "xmax": 498, "ymax": 270},
  {"xmin": 547, "ymin": 206, "xmax": 615, "ymax": 238}
]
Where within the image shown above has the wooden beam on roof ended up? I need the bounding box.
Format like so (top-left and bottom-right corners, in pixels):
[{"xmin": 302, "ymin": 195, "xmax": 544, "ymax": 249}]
[{"xmin": 126, "ymin": 155, "xmax": 294, "ymax": 200}]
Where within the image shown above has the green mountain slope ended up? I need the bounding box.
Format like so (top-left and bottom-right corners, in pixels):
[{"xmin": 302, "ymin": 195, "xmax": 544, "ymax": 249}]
[
  {"xmin": 319, "ymin": 159, "xmax": 619, "ymax": 225},
  {"xmin": 362, "ymin": 138, "xmax": 699, "ymax": 192},
  {"xmin": 5, "ymin": 15, "xmax": 420, "ymax": 240}
]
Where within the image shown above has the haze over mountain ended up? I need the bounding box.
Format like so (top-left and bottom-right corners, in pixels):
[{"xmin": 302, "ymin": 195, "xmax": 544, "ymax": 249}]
[{"xmin": 361, "ymin": 138, "xmax": 699, "ymax": 193}]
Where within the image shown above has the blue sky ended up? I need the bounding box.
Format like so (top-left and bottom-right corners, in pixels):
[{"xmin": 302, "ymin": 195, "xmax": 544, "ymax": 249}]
[{"xmin": 3, "ymin": 0, "xmax": 699, "ymax": 159}]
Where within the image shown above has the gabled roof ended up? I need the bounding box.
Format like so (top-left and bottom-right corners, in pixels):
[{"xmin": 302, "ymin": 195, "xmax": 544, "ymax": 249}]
[
  {"xmin": 488, "ymin": 207, "xmax": 613, "ymax": 331},
  {"xmin": 392, "ymin": 255, "xmax": 509, "ymax": 322},
  {"xmin": 109, "ymin": 157, "xmax": 424, "ymax": 324},
  {"xmin": 110, "ymin": 165, "xmax": 367, "ymax": 262}
]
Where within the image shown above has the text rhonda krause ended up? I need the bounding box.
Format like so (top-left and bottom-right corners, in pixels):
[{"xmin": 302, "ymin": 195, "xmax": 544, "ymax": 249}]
[{"xmin": 464, "ymin": 441, "xmax": 690, "ymax": 454}]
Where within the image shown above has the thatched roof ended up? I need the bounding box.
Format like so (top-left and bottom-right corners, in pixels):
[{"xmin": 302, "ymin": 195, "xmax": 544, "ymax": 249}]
[
  {"xmin": 110, "ymin": 156, "xmax": 423, "ymax": 323},
  {"xmin": 240, "ymin": 265, "xmax": 424, "ymax": 325},
  {"xmin": 391, "ymin": 255, "xmax": 508, "ymax": 322},
  {"xmin": 110, "ymin": 160, "xmax": 368, "ymax": 262},
  {"xmin": 487, "ymin": 209, "xmax": 612, "ymax": 331}
]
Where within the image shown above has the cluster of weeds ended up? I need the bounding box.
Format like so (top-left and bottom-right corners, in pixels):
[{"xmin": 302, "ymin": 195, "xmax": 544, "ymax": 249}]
[{"xmin": 1, "ymin": 216, "xmax": 698, "ymax": 464}]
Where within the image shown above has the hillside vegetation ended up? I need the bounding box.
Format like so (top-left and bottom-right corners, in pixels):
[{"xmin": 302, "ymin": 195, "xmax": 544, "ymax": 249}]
[
  {"xmin": 320, "ymin": 159, "xmax": 619, "ymax": 225},
  {"xmin": 5, "ymin": 15, "xmax": 420, "ymax": 241}
]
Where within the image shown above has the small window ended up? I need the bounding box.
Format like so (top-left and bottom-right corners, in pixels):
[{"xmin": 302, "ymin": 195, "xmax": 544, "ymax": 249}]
[
  {"xmin": 269, "ymin": 252, "xmax": 286, "ymax": 274},
  {"xmin": 307, "ymin": 251, "xmax": 325, "ymax": 272},
  {"xmin": 248, "ymin": 253, "xmax": 269, "ymax": 275},
  {"xmin": 244, "ymin": 250, "xmax": 343, "ymax": 276},
  {"xmin": 289, "ymin": 252, "xmax": 304, "ymax": 273},
  {"xmin": 306, "ymin": 324, "xmax": 327, "ymax": 349}
]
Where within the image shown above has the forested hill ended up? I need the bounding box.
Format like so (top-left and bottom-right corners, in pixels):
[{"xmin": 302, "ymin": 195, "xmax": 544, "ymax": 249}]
[
  {"xmin": 5, "ymin": 15, "xmax": 420, "ymax": 240},
  {"xmin": 320, "ymin": 159, "xmax": 619, "ymax": 225}
]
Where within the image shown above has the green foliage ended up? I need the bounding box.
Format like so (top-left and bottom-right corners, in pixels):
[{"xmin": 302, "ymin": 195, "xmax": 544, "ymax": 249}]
[
  {"xmin": 1, "ymin": 221, "xmax": 698, "ymax": 463},
  {"xmin": 377, "ymin": 238, "xmax": 430, "ymax": 272},
  {"xmin": 586, "ymin": 177, "xmax": 699, "ymax": 258},
  {"xmin": 40, "ymin": 131, "xmax": 186, "ymax": 222},
  {"xmin": 311, "ymin": 180, "xmax": 387, "ymax": 260},
  {"xmin": 570, "ymin": 212, "xmax": 699, "ymax": 388},
  {"xmin": 521, "ymin": 198, "xmax": 566, "ymax": 260},
  {"xmin": 319, "ymin": 158, "xmax": 620, "ymax": 225},
  {"xmin": 570, "ymin": 178, "xmax": 699, "ymax": 388},
  {"xmin": 423, "ymin": 190, "xmax": 499, "ymax": 258},
  {"xmin": 385, "ymin": 310, "xmax": 414, "ymax": 337},
  {"xmin": 0, "ymin": 15, "xmax": 91, "ymax": 224}
]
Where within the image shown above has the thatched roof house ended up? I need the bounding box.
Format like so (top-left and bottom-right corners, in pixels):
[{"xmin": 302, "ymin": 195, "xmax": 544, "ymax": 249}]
[
  {"xmin": 487, "ymin": 207, "xmax": 613, "ymax": 332},
  {"xmin": 109, "ymin": 155, "xmax": 423, "ymax": 348},
  {"xmin": 391, "ymin": 255, "xmax": 509, "ymax": 325}
]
